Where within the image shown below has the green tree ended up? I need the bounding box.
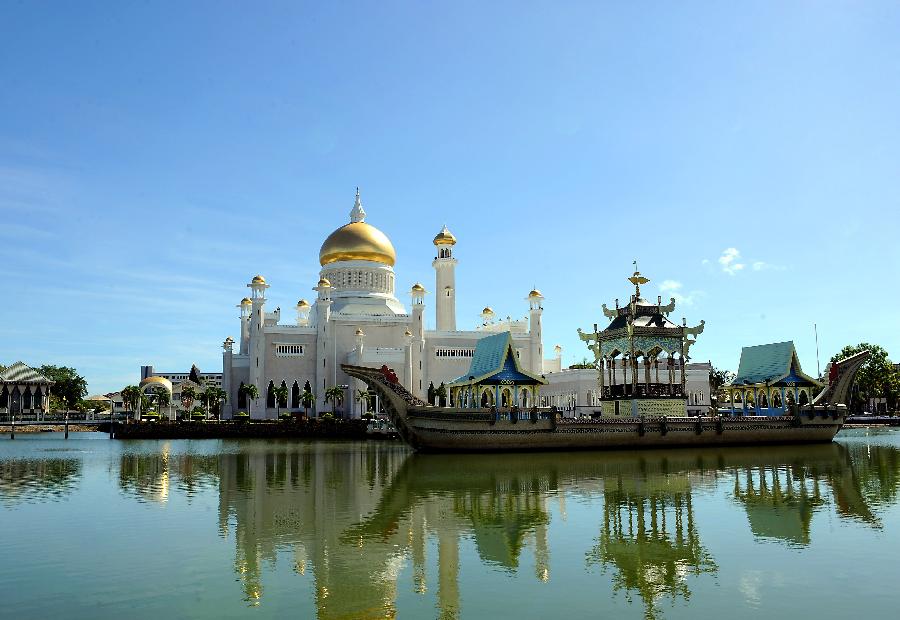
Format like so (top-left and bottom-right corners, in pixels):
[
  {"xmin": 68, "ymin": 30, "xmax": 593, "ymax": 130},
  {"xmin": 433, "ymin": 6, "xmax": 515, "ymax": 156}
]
[
  {"xmin": 324, "ymin": 386, "xmax": 344, "ymax": 417},
  {"xmin": 121, "ymin": 385, "xmax": 141, "ymax": 416},
  {"xmin": 39, "ymin": 365, "xmax": 87, "ymax": 410},
  {"xmin": 238, "ymin": 383, "xmax": 259, "ymax": 419},
  {"xmin": 273, "ymin": 383, "xmax": 289, "ymax": 418},
  {"xmin": 301, "ymin": 389, "xmax": 315, "ymax": 418},
  {"xmin": 710, "ymin": 366, "xmax": 736, "ymax": 408},
  {"xmin": 568, "ymin": 357, "xmax": 596, "ymax": 370},
  {"xmin": 830, "ymin": 344, "xmax": 900, "ymax": 412},
  {"xmin": 180, "ymin": 385, "xmax": 196, "ymax": 420},
  {"xmin": 356, "ymin": 389, "xmax": 372, "ymax": 417},
  {"xmin": 189, "ymin": 364, "xmax": 204, "ymax": 386},
  {"xmin": 436, "ymin": 382, "xmax": 447, "ymax": 407},
  {"xmin": 148, "ymin": 385, "xmax": 170, "ymax": 415},
  {"xmin": 210, "ymin": 387, "xmax": 227, "ymax": 421}
]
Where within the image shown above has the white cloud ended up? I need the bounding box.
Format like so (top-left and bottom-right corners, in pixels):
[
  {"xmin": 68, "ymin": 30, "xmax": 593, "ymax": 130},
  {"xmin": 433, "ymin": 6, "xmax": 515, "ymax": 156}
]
[
  {"xmin": 752, "ymin": 261, "xmax": 785, "ymax": 272},
  {"xmin": 718, "ymin": 247, "xmax": 745, "ymax": 275},
  {"xmin": 658, "ymin": 279, "xmax": 702, "ymax": 306},
  {"xmin": 660, "ymin": 279, "xmax": 682, "ymax": 292}
]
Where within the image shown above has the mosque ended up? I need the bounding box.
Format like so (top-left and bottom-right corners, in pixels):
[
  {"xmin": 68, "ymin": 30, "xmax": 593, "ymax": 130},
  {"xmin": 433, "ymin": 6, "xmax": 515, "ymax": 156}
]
[{"xmin": 220, "ymin": 190, "xmax": 555, "ymax": 419}]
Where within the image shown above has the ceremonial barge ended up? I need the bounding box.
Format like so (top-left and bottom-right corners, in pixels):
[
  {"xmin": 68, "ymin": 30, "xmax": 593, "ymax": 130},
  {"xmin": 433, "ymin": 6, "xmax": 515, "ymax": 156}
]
[{"xmin": 343, "ymin": 272, "xmax": 867, "ymax": 453}]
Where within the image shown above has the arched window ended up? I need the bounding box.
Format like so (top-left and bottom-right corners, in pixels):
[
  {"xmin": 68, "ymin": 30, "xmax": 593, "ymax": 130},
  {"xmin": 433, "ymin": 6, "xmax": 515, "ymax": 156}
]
[{"xmin": 266, "ymin": 381, "xmax": 276, "ymax": 409}]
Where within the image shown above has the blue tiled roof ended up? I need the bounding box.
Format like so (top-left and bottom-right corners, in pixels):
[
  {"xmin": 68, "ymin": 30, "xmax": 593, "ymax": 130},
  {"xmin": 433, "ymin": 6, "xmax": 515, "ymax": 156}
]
[
  {"xmin": 449, "ymin": 331, "xmax": 546, "ymax": 386},
  {"xmin": 732, "ymin": 341, "xmax": 819, "ymax": 386},
  {"xmin": 467, "ymin": 332, "xmax": 510, "ymax": 379}
]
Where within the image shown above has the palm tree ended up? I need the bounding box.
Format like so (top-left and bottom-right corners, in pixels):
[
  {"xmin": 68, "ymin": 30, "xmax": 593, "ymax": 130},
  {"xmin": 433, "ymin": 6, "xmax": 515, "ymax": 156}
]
[
  {"xmin": 324, "ymin": 386, "xmax": 344, "ymax": 417},
  {"xmin": 201, "ymin": 386, "xmax": 220, "ymax": 420},
  {"xmin": 121, "ymin": 385, "xmax": 140, "ymax": 418},
  {"xmin": 238, "ymin": 383, "xmax": 259, "ymax": 418},
  {"xmin": 355, "ymin": 389, "xmax": 372, "ymax": 418},
  {"xmin": 273, "ymin": 384, "xmax": 289, "ymax": 418},
  {"xmin": 301, "ymin": 389, "xmax": 315, "ymax": 419},
  {"xmin": 212, "ymin": 387, "xmax": 227, "ymax": 421},
  {"xmin": 180, "ymin": 385, "xmax": 195, "ymax": 421}
]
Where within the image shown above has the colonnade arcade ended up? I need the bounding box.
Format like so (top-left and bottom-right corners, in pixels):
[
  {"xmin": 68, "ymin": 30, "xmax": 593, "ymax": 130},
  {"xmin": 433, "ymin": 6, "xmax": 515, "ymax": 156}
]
[
  {"xmin": 597, "ymin": 348, "xmax": 686, "ymax": 399},
  {"xmin": 725, "ymin": 384, "xmax": 811, "ymax": 415},
  {"xmin": 448, "ymin": 382, "xmax": 541, "ymax": 410}
]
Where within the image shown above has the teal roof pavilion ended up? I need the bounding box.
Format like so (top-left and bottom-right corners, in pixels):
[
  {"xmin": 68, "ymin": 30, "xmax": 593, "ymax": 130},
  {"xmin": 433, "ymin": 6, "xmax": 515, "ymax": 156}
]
[
  {"xmin": 449, "ymin": 332, "xmax": 547, "ymax": 387},
  {"xmin": 732, "ymin": 341, "xmax": 821, "ymax": 387}
]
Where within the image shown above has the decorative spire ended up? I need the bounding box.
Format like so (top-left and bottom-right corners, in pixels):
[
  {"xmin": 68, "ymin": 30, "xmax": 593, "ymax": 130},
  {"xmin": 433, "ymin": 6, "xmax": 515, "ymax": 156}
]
[
  {"xmin": 350, "ymin": 187, "xmax": 366, "ymax": 223},
  {"xmin": 627, "ymin": 262, "xmax": 650, "ymax": 298}
]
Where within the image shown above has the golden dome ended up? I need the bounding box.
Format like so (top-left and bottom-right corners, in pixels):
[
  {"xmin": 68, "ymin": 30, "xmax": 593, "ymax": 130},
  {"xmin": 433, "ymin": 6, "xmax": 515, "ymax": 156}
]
[
  {"xmin": 433, "ymin": 225, "xmax": 457, "ymax": 246},
  {"xmin": 482, "ymin": 306, "xmax": 494, "ymax": 315},
  {"xmin": 317, "ymin": 277, "xmax": 331, "ymax": 287},
  {"xmin": 296, "ymin": 299, "xmax": 310, "ymax": 308},
  {"xmin": 319, "ymin": 222, "xmax": 396, "ymax": 266},
  {"xmin": 139, "ymin": 376, "xmax": 173, "ymax": 392},
  {"xmin": 528, "ymin": 289, "xmax": 543, "ymax": 298},
  {"xmin": 411, "ymin": 283, "xmax": 425, "ymax": 292},
  {"xmin": 240, "ymin": 297, "xmax": 252, "ymax": 306},
  {"xmin": 355, "ymin": 328, "xmax": 365, "ymax": 336},
  {"xmin": 251, "ymin": 275, "xmax": 266, "ymax": 285}
]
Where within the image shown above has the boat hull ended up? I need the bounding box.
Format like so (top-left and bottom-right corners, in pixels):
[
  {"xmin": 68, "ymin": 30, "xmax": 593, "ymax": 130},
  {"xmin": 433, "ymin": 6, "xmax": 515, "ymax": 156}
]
[{"xmin": 401, "ymin": 411, "xmax": 843, "ymax": 453}]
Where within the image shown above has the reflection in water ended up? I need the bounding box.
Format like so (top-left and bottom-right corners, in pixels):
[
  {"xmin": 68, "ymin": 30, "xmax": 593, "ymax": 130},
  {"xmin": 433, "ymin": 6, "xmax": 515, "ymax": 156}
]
[
  {"xmin": 119, "ymin": 444, "xmax": 221, "ymax": 504},
  {"xmin": 0, "ymin": 458, "xmax": 81, "ymax": 505},
  {"xmin": 585, "ymin": 461, "xmax": 717, "ymax": 620},
  {"xmin": 100, "ymin": 435, "xmax": 900, "ymax": 619}
]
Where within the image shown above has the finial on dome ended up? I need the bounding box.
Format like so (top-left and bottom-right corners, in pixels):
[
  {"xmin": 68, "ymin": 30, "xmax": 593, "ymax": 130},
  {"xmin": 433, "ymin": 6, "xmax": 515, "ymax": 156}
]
[{"xmin": 350, "ymin": 187, "xmax": 366, "ymax": 223}]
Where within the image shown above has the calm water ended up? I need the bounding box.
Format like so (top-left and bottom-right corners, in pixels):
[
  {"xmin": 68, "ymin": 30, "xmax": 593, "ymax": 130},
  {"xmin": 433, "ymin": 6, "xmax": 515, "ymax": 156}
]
[{"xmin": 1, "ymin": 430, "xmax": 899, "ymax": 619}]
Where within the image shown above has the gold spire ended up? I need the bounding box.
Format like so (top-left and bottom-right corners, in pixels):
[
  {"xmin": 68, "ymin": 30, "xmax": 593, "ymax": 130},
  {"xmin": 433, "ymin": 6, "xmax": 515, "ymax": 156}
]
[{"xmin": 627, "ymin": 267, "xmax": 649, "ymax": 297}]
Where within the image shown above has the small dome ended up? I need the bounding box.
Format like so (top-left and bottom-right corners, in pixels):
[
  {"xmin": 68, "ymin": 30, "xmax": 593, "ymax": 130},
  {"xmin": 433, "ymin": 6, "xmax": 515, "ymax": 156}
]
[
  {"xmin": 317, "ymin": 277, "xmax": 331, "ymax": 287},
  {"xmin": 482, "ymin": 306, "xmax": 495, "ymax": 315},
  {"xmin": 296, "ymin": 299, "xmax": 310, "ymax": 308},
  {"xmin": 404, "ymin": 329, "xmax": 413, "ymax": 337},
  {"xmin": 433, "ymin": 225, "xmax": 457, "ymax": 246},
  {"xmin": 240, "ymin": 297, "xmax": 252, "ymax": 306},
  {"xmin": 355, "ymin": 328, "xmax": 365, "ymax": 336},
  {"xmin": 528, "ymin": 289, "xmax": 543, "ymax": 298},
  {"xmin": 139, "ymin": 376, "xmax": 172, "ymax": 392},
  {"xmin": 251, "ymin": 275, "xmax": 266, "ymax": 285},
  {"xmin": 411, "ymin": 283, "xmax": 425, "ymax": 292}
]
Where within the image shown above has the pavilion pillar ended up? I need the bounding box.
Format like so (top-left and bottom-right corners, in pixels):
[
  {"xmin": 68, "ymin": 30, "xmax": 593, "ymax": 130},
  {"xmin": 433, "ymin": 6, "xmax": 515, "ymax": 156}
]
[
  {"xmin": 495, "ymin": 385, "xmax": 500, "ymax": 409},
  {"xmin": 729, "ymin": 389, "xmax": 735, "ymax": 415},
  {"xmin": 599, "ymin": 358, "xmax": 605, "ymax": 394},
  {"xmin": 781, "ymin": 387, "xmax": 787, "ymax": 412},
  {"xmin": 644, "ymin": 356, "xmax": 651, "ymax": 393},
  {"xmin": 753, "ymin": 387, "xmax": 759, "ymax": 415}
]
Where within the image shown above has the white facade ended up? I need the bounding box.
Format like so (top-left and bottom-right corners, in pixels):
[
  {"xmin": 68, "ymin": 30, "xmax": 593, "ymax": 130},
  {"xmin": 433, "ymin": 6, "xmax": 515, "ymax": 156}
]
[
  {"xmin": 543, "ymin": 361, "xmax": 713, "ymax": 417},
  {"xmin": 220, "ymin": 193, "xmax": 555, "ymax": 419}
]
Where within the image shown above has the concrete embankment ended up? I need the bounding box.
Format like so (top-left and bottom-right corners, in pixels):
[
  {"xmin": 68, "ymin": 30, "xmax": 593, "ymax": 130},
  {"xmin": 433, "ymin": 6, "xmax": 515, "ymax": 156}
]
[
  {"xmin": 112, "ymin": 419, "xmax": 394, "ymax": 440},
  {"xmin": 0, "ymin": 424, "xmax": 99, "ymax": 434}
]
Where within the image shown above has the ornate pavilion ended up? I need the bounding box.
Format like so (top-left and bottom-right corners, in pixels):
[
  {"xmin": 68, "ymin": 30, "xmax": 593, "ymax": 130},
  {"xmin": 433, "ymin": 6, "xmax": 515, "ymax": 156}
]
[
  {"xmin": 447, "ymin": 331, "xmax": 547, "ymax": 410},
  {"xmin": 578, "ymin": 270, "xmax": 705, "ymax": 418},
  {"xmin": 0, "ymin": 362, "xmax": 54, "ymax": 420},
  {"xmin": 726, "ymin": 341, "xmax": 822, "ymax": 416}
]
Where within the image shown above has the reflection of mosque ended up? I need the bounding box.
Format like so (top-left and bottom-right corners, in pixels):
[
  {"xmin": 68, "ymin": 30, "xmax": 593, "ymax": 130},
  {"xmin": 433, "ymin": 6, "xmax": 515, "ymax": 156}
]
[{"xmin": 112, "ymin": 440, "xmax": 900, "ymax": 619}]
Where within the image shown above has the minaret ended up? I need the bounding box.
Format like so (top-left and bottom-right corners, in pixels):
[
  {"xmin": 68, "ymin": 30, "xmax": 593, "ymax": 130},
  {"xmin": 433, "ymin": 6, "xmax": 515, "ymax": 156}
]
[
  {"xmin": 247, "ymin": 275, "xmax": 269, "ymax": 419},
  {"xmin": 222, "ymin": 337, "xmax": 234, "ymax": 418},
  {"xmin": 238, "ymin": 298, "xmax": 251, "ymax": 354},
  {"xmin": 528, "ymin": 289, "xmax": 544, "ymax": 375},
  {"xmin": 314, "ymin": 278, "xmax": 333, "ymax": 415},
  {"xmin": 410, "ymin": 283, "xmax": 426, "ymax": 398},
  {"xmin": 432, "ymin": 226, "xmax": 458, "ymax": 331}
]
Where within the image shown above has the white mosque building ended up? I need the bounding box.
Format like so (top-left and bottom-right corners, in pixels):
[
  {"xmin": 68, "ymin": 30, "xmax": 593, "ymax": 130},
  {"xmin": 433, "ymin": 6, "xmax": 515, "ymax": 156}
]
[{"xmin": 221, "ymin": 190, "xmax": 556, "ymax": 419}]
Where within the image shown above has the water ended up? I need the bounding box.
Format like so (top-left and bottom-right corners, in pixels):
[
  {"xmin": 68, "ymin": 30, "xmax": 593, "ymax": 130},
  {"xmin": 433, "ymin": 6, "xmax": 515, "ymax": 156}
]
[{"xmin": 1, "ymin": 429, "xmax": 899, "ymax": 619}]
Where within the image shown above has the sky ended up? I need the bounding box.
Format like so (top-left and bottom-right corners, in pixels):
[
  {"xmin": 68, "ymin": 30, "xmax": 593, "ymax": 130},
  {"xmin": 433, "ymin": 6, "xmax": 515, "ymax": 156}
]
[{"xmin": 2, "ymin": 1, "xmax": 899, "ymax": 394}]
